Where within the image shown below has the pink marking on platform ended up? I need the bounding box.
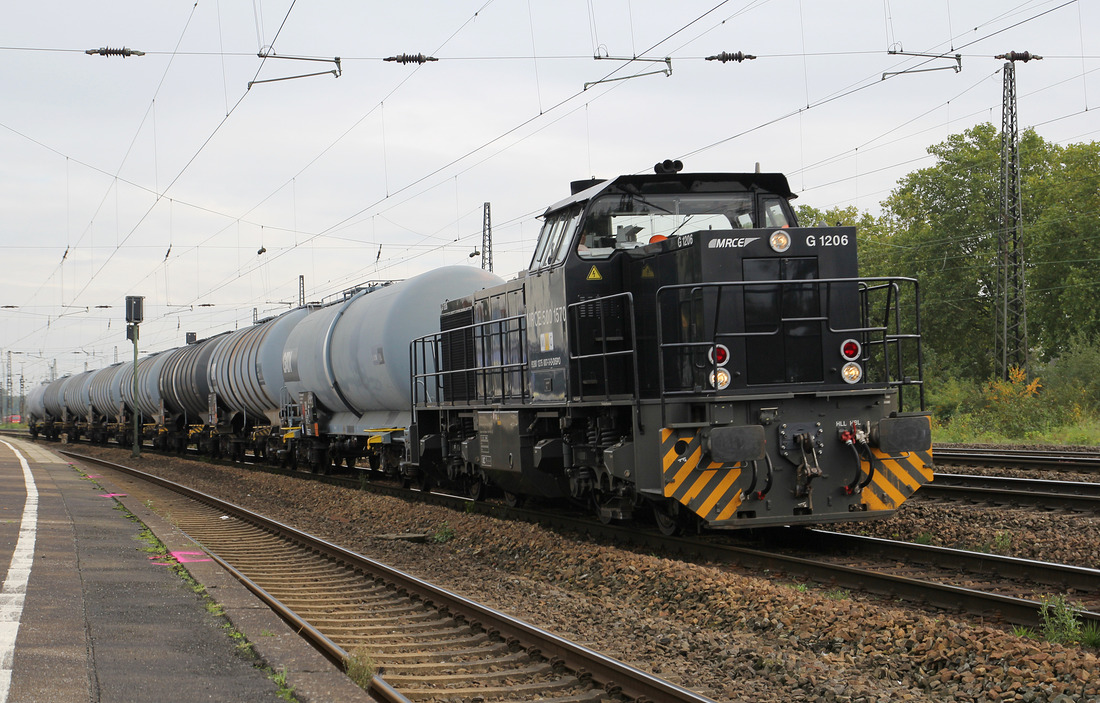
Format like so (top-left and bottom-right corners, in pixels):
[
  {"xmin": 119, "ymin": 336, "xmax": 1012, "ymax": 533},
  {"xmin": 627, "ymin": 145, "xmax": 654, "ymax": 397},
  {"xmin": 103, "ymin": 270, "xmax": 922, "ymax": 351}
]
[
  {"xmin": 171, "ymin": 551, "xmax": 212, "ymax": 563},
  {"xmin": 148, "ymin": 551, "xmax": 211, "ymax": 565},
  {"xmin": 98, "ymin": 493, "xmax": 127, "ymax": 498},
  {"xmin": 86, "ymin": 474, "xmax": 102, "ymax": 478}
]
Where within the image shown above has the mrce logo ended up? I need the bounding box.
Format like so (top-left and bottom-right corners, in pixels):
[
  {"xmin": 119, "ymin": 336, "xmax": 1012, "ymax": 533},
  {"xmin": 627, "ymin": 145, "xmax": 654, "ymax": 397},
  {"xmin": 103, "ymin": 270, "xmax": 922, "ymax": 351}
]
[{"xmin": 707, "ymin": 236, "xmax": 760, "ymax": 249}]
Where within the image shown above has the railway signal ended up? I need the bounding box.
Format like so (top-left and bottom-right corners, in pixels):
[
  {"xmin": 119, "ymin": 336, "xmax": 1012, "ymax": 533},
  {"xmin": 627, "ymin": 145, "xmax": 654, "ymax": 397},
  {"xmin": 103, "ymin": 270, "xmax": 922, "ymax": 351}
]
[{"xmin": 125, "ymin": 295, "xmax": 143, "ymax": 458}]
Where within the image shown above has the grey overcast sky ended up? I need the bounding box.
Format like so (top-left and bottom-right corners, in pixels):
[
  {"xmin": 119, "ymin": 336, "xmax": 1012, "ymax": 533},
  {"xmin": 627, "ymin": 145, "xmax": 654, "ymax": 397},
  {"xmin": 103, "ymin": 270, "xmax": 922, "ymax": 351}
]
[{"xmin": 1, "ymin": 0, "xmax": 1096, "ymax": 383}]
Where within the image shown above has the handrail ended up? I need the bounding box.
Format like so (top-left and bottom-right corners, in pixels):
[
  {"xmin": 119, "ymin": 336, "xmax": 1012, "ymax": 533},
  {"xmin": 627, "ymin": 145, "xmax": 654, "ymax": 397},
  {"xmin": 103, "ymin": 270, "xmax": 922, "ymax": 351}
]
[
  {"xmin": 655, "ymin": 276, "xmax": 924, "ymax": 426},
  {"xmin": 566, "ymin": 292, "xmax": 639, "ymax": 405},
  {"xmin": 410, "ymin": 312, "xmax": 529, "ymax": 408}
]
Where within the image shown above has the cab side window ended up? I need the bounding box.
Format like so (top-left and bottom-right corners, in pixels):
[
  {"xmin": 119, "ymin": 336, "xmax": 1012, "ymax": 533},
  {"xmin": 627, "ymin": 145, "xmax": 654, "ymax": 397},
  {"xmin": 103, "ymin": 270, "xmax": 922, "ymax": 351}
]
[
  {"xmin": 550, "ymin": 209, "xmax": 583, "ymax": 264},
  {"xmin": 761, "ymin": 196, "xmax": 791, "ymax": 228}
]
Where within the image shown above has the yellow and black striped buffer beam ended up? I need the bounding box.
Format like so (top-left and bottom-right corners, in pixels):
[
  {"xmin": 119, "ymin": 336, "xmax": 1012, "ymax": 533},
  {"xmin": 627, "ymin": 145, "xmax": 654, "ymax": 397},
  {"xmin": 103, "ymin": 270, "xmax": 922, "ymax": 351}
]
[
  {"xmin": 660, "ymin": 428, "xmax": 743, "ymax": 521},
  {"xmin": 859, "ymin": 446, "xmax": 934, "ymax": 511}
]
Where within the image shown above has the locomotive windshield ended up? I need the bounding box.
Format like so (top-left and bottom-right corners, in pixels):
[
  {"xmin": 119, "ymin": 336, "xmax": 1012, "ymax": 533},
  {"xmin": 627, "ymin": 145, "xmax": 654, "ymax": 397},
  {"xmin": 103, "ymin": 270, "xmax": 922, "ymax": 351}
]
[{"xmin": 576, "ymin": 192, "xmax": 789, "ymax": 259}]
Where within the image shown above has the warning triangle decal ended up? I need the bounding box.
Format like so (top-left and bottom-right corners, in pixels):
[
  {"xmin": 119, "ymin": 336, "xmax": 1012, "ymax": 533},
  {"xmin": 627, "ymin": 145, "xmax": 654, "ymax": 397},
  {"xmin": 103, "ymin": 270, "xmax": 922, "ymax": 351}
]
[{"xmin": 586, "ymin": 265, "xmax": 602, "ymax": 281}]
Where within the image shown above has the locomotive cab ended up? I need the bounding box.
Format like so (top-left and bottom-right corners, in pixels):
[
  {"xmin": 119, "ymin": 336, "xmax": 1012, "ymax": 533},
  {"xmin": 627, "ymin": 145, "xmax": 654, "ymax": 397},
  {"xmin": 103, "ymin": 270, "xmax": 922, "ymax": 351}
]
[{"xmin": 411, "ymin": 164, "xmax": 932, "ymax": 532}]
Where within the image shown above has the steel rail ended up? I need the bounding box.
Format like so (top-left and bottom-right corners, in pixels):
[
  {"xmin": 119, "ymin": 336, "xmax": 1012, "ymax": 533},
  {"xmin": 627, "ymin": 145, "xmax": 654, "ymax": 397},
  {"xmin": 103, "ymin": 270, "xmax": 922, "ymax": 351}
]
[
  {"xmin": 922, "ymin": 474, "xmax": 1100, "ymax": 511},
  {"xmin": 935, "ymin": 447, "xmax": 1100, "ymax": 472},
  {"xmin": 340, "ymin": 481, "xmax": 1100, "ymax": 630},
  {"xmin": 799, "ymin": 529, "xmax": 1100, "ymax": 595},
  {"xmin": 60, "ymin": 450, "xmax": 717, "ymax": 703}
]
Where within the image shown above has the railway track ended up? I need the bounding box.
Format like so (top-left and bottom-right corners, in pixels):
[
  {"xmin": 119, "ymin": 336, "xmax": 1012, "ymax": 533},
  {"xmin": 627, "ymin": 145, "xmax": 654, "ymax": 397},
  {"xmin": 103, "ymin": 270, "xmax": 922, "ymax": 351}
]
[
  {"xmin": 60, "ymin": 449, "xmax": 717, "ymax": 703},
  {"xmin": 935, "ymin": 446, "xmax": 1100, "ymax": 473},
  {"xmin": 922, "ymin": 474, "xmax": 1100, "ymax": 512},
  {"xmin": 17, "ymin": 433, "xmax": 1100, "ymax": 634},
  {"xmin": 479, "ymin": 507, "xmax": 1100, "ymax": 631}
]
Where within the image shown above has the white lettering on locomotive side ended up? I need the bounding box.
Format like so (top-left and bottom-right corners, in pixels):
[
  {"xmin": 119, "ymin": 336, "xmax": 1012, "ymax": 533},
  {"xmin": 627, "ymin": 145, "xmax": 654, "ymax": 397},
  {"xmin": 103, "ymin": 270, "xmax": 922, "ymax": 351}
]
[
  {"xmin": 806, "ymin": 234, "xmax": 850, "ymax": 247},
  {"xmin": 708, "ymin": 236, "xmax": 760, "ymax": 249},
  {"xmin": 526, "ymin": 306, "xmax": 567, "ymax": 329}
]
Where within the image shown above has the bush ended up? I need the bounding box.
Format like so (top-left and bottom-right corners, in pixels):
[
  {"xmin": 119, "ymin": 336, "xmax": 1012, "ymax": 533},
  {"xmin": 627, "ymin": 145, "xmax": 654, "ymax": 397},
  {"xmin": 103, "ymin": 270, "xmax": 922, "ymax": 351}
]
[
  {"xmin": 1040, "ymin": 336, "xmax": 1100, "ymax": 415},
  {"xmin": 928, "ymin": 364, "xmax": 1096, "ymax": 441}
]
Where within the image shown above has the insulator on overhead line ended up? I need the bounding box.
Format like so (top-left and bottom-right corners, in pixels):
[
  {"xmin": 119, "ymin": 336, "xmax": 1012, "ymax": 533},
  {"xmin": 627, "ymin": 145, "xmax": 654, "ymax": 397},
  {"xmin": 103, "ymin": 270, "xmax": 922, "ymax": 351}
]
[
  {"xmin": 996, "ymin": 51, "xmax": 1042, "ymax": 62},
  {"xmin": 384, "ymin": 53, "xmax": 438, "ymax": 65},
  {"xmin": 85, "ymin": 47, "xmax": 145, "ymax": 57},
  {"xmin": 706, "ymin": 51, "xmax": 756, "ymax": 63}
]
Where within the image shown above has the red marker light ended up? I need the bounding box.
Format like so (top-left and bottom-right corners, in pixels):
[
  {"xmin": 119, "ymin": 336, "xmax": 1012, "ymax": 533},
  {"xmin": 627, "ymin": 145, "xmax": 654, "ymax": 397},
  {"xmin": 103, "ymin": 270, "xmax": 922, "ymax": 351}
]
[
  {"xmin": 709, "ymin": 344, "xmax": 730, "ymax": 366},
  {"xmin": 840, "ymin": 339, "xmax": 861, "ymax": 361}
]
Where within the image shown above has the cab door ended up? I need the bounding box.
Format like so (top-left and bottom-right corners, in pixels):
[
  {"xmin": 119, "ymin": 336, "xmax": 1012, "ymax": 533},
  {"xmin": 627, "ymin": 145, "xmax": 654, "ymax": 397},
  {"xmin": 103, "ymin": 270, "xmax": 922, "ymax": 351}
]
[{"xmin": 524, "ymin": 207, "xmax": 582, "ymax": 403}]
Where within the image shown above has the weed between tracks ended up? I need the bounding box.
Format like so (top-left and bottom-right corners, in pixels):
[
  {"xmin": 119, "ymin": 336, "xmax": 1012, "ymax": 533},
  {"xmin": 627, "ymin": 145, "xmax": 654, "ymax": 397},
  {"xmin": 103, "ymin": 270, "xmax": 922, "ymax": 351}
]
[{"xmin": 344, "ymin": 648, "xmax": 377, "ymax": 689}]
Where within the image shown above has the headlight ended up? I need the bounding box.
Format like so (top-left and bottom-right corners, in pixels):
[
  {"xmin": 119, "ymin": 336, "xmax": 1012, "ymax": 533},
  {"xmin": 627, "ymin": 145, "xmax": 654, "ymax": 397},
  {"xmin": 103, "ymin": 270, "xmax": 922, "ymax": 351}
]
[
  {"xmin": 768, "ymin": 230, "xmax": 791, "ymax": 253},
  {"xmin": 709, "ymin": 368, "xmax": 732, "ymax": 390},
  {"xmin": 841, "ymin": 362, "xmax": 862, "ymax": 384},
  {"xmin": 840, "ymin": 339, "xmax": 861, "ymax": 361}
]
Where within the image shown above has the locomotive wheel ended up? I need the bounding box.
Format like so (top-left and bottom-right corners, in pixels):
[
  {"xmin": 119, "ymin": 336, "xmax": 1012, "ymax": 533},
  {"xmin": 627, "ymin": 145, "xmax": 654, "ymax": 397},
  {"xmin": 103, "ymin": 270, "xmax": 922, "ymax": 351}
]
[
  {"xmin": 502, "ymin": 491, "xmax": 525, "ymax": 508},
  {"xmin": 596, "ymin": 499, "xmax": 614, "ymax": 525},
  {"xmin": 653, "ymin": 500, "xmax": 685, "ymax": 537}
]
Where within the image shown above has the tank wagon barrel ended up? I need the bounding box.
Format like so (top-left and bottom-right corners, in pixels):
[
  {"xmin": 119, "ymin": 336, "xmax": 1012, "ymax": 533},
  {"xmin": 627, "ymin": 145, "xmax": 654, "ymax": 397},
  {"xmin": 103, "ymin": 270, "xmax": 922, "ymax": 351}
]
[
  {"xmin": 209, "ymin": 307, "xmax": 309, "ymax": 426},
  {"xmin": 282, "ymin": 266, "xmax": 503, "ymax": 431},
  {"xmin": 159, "ymin": 334, "xmax": 227, "ymax": 423},
  {"xmin": 89, "ymin": 363, "xmax": 127, "ymax": 420}
]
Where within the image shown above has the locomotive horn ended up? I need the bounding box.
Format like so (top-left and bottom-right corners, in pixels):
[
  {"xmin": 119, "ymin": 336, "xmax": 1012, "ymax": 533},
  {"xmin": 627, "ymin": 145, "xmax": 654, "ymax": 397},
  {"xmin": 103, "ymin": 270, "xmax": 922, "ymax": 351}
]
[{"xmin": 654, "ymin": 159, "xmax": 683, "ymax": 174}]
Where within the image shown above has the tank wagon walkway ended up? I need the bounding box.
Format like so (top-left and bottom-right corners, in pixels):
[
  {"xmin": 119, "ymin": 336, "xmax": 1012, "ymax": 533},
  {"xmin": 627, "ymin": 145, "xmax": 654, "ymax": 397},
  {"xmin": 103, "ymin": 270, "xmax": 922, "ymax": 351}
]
[{"xmin": 0, "ymin": 436, "xmax": 368, "ymax": 703}]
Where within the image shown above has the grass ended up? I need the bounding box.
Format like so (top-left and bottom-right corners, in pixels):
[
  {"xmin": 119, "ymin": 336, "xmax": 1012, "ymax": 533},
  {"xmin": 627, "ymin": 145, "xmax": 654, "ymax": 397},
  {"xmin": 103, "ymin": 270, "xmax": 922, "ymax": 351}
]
[
  {"xmin": 431, "ymin": 522, "xmax": 456, "ymax": 544},
  {"xmin": 271, "ymin": 667, "xmax": 296, "ymax": 702},
  {"xmin": 1039, "ymin": 594, "xmax": 1083, "ymax": 644},
  {"xmin": 344, "ymin": 648, "xmax": 376, "ymax": 689}
]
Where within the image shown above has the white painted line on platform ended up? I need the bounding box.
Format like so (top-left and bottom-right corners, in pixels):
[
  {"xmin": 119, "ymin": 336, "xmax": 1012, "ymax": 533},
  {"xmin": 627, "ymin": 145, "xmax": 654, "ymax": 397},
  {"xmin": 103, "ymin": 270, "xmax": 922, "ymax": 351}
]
[{"xmin": 0, "ymin": 440, "xmax": 37, "ymax": 703}]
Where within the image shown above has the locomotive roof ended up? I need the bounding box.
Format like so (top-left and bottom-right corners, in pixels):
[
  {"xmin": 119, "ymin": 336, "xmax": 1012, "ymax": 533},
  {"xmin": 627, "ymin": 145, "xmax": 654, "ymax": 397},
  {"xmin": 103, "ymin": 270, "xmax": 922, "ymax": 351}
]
[{"xmin": 543, "ymin": 172, "xmax": 796, "ymax": 216}]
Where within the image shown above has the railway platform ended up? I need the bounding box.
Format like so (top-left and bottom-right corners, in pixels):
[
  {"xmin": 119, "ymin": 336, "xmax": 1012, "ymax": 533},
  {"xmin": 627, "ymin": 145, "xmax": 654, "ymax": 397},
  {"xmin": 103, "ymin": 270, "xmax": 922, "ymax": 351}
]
[{"xmin": 0, "ymin": 436, "xmax": 370, "ymax": 703}]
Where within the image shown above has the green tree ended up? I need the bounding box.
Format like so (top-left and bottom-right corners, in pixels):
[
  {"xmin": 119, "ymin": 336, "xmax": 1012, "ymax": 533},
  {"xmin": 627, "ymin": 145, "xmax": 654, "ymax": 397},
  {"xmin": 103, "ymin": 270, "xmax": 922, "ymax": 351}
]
[
  {"xmin": 874, "ymin": 125, "xmax": 1100, "ymax": 380},
  {"xmin": 879, "ymin": 124, "xmax": 1004, "ymax": 379},
  {"xmin": 1020, "ymin": 140, "xmax": 1100, "ymax": 359}
]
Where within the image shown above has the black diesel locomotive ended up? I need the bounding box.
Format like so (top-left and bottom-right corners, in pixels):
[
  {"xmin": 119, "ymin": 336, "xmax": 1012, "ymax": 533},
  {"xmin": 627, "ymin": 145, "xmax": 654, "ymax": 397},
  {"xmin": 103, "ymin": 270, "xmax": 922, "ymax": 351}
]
[
  {"xmin": 27, "ymin": 162, "xmax": 933, "ymax": 534},
  {"xmin": 410, "ymin": 161, "xmax": 932, "ymax": 533}
]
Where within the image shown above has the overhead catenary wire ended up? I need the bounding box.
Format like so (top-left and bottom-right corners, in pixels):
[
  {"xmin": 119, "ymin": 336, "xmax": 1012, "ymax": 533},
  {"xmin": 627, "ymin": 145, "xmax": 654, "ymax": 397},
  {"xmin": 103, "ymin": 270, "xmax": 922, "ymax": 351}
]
[{"xmin": 5, "ymin": 0, "xmax": 1096, "ymax": 370}]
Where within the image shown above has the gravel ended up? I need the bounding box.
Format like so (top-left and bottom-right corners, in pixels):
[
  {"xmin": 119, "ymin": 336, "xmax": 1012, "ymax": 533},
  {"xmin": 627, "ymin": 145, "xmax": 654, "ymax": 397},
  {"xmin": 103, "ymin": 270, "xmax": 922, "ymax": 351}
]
[{"xmin": 72, "ymin": 446, "xmax": 1100, "ymax": 703}]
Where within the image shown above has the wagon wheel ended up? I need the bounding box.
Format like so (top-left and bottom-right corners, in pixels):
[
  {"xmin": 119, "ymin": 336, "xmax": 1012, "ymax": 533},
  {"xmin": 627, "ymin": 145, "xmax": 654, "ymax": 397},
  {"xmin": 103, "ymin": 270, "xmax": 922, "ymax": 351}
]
[
  {"xmin": 465, "ymin": 477, "xmax": 485, "ymax": 501},
  {"xmin": 502, "ymin": 491, "xmax": 525, "ymax": 508},
  {"xmin": 345, "ymin": 456, "xmax": 357, "ymax": 471}
]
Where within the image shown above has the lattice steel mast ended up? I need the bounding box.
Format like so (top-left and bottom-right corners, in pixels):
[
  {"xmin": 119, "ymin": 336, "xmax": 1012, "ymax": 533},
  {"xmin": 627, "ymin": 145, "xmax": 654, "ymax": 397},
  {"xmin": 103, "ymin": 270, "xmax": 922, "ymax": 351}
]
[
  {"xmin": 994, "ymin": 51, "xmax": 1039, "ymax": 379},
  {"xmin": 481, "ymin": 202, "xmax": 493, "ymax": 272}
]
